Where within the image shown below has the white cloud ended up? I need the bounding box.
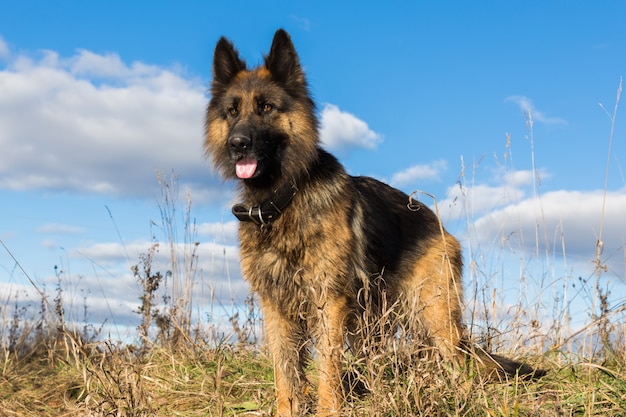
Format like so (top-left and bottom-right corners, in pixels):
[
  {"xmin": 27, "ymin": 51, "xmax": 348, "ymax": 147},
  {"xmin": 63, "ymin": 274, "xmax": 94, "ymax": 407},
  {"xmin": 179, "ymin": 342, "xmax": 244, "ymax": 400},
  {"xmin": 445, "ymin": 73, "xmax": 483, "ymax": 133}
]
[
  {"xmin": 439, "ymin": 167, "xmax": 552, "ymax": 220},
  {"xmin": 36, "ymin": 222, "xmax": 86, "ymax": 235},
  {"xmin": 506, "ymin": 95, "xmax": 567, "ymax": 125},
  {"xmin": 70, "ymin": 49, "xmax": 142, "ymax": 79},
  {"xmin": 472, "ymin": 189, "xmax": 626, "ymax": 262},
  {"xmin": 441, "ymin": 182, "xmax": 524, "ymax": 220},
  {"xmin": 390, "ymin": 160, "xmax": 448, "ymax": 187},
  {"xmin": 502, "ymin": 169, "xmax": 537, "ymax": 187},
  {"xmin": 319, "ymin": 103, "xmax": 383, "ymax": 151},
  {"xmin": 0, "ymin": 45, "xmax": 217, "ymax": 200},
  {"xmin": 197, "ymin": 220, "xmax": 239, "ymax": 243},
  {"xmin": 0, "ymin": 35, "xmax": 9, "ymax": 60},
  {"xmin": 438, "ymin": 165, "xmax": 625, "ymax": 278},
  {"xmin": 65, "ymin": 234, "xmax": 247, "ymax": 322}
]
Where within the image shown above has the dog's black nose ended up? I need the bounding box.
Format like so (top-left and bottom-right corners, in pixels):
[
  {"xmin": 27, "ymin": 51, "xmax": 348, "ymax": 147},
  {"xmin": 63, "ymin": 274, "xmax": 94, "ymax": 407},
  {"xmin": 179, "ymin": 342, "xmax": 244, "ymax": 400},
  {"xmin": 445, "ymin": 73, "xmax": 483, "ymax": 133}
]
[{"xmin": 229, "ymin": 135, "xmax": 251, "ymax": 152}]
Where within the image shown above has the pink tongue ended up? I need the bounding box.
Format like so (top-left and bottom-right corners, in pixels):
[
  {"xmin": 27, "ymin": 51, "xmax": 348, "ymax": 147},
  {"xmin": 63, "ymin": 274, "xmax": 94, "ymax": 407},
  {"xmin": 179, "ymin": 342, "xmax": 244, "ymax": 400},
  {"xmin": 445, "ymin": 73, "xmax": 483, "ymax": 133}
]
[{"xmin": 235, "ymin": 158, "xmax": 258, "ymax": 179}]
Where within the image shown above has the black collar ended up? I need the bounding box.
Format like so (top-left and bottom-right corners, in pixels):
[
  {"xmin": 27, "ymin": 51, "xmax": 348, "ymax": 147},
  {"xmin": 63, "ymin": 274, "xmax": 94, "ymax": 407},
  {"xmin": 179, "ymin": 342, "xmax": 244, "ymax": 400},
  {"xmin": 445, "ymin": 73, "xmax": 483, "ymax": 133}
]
[{"xmin": 232, "ymin": 183, "xmax": 298, "ymax": 227}]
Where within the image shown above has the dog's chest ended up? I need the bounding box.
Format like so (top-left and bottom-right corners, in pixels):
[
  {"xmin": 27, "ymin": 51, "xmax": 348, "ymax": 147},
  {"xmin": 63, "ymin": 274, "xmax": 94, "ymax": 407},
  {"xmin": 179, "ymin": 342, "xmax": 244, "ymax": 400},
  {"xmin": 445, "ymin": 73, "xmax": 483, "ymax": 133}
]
[{"xmin": 239, "ymin": 223, "xmax": 351, "ymax": 317}]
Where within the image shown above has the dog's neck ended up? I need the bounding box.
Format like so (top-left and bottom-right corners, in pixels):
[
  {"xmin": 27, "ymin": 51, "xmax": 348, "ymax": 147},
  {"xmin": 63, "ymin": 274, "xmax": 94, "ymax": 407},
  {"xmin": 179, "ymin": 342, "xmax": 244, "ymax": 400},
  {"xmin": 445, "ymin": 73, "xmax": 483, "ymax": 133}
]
[{"xmin": 232, "ymin": 182, "xmax": 298, "ymax": 227}]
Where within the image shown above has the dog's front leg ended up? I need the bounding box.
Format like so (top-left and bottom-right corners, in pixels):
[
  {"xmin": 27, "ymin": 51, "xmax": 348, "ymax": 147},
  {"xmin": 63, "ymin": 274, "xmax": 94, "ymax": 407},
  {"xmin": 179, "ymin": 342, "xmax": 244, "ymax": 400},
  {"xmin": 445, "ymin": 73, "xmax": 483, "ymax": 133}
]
[
  {"xmin": 261, "ymin": 298, "xmax": 308, "ymax": 417},
  {"xmin": 316, "ymin": 296, "xmax": 348, "ymax": 417}
]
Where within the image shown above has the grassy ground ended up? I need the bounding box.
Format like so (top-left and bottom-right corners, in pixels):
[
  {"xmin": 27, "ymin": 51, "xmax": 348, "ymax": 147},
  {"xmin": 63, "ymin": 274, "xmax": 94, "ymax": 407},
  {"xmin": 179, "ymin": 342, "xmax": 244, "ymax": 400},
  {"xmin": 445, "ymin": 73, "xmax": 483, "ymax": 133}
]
[{"xmin": 1, "ymin": 307, "xmax": 625, "ymax": 416}]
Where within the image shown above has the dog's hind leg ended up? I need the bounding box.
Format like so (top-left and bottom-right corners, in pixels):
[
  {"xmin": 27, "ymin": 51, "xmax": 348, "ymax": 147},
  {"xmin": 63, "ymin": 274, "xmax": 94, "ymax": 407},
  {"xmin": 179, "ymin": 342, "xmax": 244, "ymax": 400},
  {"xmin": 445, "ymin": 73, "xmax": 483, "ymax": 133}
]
[
  {"xmin": 404, "ymin": 236, "xmax": 465, "ymax": 361},
  {"xmin": 419, "ymin": 274, "xmax": 464, "ymax": 361}
]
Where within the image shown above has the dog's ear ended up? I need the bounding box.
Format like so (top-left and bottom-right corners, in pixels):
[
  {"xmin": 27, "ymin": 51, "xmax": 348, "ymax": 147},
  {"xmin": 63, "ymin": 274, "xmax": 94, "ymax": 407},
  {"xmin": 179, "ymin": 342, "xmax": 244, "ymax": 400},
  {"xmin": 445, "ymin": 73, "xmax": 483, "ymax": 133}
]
[
  {"xmin": 212, "ymin": 37, "xmax": 247, "ymax": 89},
  {"xmin": 265, "ymin": 29, "xmax": 307, "ymax": 92}
]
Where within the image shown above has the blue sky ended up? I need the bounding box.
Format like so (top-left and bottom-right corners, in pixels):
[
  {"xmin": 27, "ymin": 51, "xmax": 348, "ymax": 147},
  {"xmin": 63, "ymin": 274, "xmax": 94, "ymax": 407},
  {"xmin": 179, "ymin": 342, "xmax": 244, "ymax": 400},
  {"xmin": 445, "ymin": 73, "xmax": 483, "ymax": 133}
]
[{"xmin": 1, "ymin": 1, "xmax": 625, "ymax": 340}]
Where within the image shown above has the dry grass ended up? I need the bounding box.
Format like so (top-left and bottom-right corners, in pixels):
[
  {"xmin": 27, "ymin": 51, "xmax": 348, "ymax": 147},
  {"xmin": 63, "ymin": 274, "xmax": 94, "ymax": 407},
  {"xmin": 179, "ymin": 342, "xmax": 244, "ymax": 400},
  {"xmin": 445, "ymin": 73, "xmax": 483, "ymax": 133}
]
[
  {"xmin": 0, "ymin": 328, "xmax": 275, "ymax": 416},
  {"xmin": 1, "ymin": 309, "xmax": 625, "ymax": 416}
]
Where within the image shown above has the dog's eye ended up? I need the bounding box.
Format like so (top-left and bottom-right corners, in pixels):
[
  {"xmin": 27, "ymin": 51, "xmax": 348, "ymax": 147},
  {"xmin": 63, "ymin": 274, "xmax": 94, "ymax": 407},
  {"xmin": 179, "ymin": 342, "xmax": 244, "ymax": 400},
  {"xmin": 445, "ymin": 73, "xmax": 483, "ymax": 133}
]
[
  {"xmin": 262, "ymin": 103, "xmax": 273, "ymax": 113},
  {"xmin": 228, "ymin": 107, "xmax": 238, "ymax": 117}
]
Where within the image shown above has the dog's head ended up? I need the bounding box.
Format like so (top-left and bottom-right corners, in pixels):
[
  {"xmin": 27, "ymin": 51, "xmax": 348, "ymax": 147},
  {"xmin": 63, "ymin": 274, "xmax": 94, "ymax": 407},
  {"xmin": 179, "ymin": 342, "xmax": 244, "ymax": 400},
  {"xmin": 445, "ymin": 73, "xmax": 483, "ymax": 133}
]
[{"xmin": 205, "ymin": 29, "xmax": 319, "ymax": 189}]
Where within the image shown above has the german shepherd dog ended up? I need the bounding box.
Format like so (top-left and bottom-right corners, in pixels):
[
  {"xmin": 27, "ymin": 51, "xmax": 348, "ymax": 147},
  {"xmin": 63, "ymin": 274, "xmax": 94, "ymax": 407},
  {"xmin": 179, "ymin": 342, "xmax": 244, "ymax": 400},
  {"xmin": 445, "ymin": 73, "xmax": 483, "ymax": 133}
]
[{"xmin": 205, "ymin": 29, "xmax": 543, "ymax": 417}]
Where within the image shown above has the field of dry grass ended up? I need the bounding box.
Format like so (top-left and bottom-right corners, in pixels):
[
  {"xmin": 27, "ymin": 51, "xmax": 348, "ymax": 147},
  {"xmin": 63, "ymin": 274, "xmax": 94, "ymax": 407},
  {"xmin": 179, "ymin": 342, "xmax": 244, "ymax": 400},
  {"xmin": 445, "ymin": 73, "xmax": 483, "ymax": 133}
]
[{"xmin": 1, "ymin": 293, "xmax": 625, "ymax": 417}]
